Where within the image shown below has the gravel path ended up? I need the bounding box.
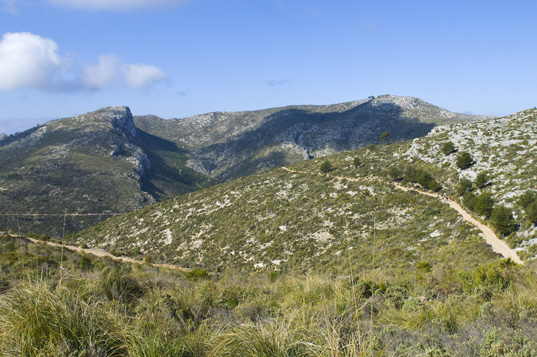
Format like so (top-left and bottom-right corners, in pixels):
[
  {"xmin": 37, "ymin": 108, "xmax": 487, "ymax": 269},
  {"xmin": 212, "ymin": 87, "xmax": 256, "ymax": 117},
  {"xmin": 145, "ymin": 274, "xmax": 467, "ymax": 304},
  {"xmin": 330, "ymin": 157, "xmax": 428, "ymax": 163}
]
[{"xmin": 17, "ymin": 236, "xmax": 190, "ymax": 271}]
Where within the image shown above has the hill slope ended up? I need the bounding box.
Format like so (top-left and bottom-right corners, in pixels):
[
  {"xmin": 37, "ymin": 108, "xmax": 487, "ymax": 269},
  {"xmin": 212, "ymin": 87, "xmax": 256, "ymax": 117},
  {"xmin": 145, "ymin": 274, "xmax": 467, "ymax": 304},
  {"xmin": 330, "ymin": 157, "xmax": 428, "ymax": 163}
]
[
  {"xmin": 0, "ymin": 96, "xmax": 490, "ymax": 236},
  {"xmin": 71, "ymin": 106, "xmax": 537, "ymax": 271},
  {"xmin": 397, "ymin": 107, "xmax": 537, "ymax": 258},
  {"xmin": 0, "ymin": 107, "xmax": 206, "ymax": 236},
  {"xmin": 71, "ymin": 143, "xmax": 500, "ymax": 273}
]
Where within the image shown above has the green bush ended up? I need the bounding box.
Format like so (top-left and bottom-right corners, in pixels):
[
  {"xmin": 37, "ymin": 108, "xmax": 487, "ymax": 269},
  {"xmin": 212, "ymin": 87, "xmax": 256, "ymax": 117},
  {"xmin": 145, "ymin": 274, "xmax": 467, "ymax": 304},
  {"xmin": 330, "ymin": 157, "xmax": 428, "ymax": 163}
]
[
  {"xmin": 456, "ymin": 151, "xmax": 474, "ymax": 170},
  {"xmin": 320, "ymin": 160, "xmax": 332, "ymax": 173},
  {"xmin": 519, "ymin": 191, "xmax": 536, "ymax": 210},
  {"xmin": 441, "ymin": 141, "xmax": 456, "ymax": 155},
  {"xmin": 185, "ymin": 268, "xmax": 210, "ymax": 281},
  {"xmin": 474, "ymin": 192, "xmax": 494, "ymax": 218},
  {"xmin": 388, "ymin": 166, "xmax": 403, "ymax": 181},
  {"xmin": 526, "ymin": 201, "xmax": 537, "ymax": 225},
  {"xmin": 99, "ymin": 266, "xmax": 144, "ymax": 304},
  {"xmin": 353, "ymin": 157, "xmax": 361, "ymax": 168},
  {"xmin": 491, "ymin": 205, "xmax": 517, "ymax": 236},
  {"xmin": 0, "ymin": 279, "xmax": 129, "ymax": 356},
  {"xmin": 463, "ymin": 191, "xmax": 477, "ymax": 211},
  {"xmin": 456, "ymin": 178, "xmax": 473, "ymax": 196},
  {"xmin": 474, "ymin": 172, "xmax": 489, "ymax": 189}
]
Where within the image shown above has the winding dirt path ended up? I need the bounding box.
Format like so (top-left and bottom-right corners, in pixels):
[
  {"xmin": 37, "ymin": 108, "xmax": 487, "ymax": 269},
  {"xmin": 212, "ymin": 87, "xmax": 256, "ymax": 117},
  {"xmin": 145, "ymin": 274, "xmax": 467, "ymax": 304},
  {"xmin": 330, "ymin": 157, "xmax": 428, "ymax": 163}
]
[
  {"xmin": 13, "ymin": 235, "xmax": 189, "ymax": 271},
  {"xmin": 282, "ymin": 167, "xmax": 524, "ymax": 265}
]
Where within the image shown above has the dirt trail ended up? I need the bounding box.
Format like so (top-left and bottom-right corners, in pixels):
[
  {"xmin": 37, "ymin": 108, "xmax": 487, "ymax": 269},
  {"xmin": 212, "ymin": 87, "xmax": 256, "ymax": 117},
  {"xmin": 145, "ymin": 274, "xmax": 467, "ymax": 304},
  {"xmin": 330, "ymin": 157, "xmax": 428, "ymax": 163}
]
[
  {"xmin": 17, "ymin": 236, "xmax": 189, "ymax": 271},
  {"xmin": 282, "ymin": 167, "xmax": 524, "ymax": 265}
]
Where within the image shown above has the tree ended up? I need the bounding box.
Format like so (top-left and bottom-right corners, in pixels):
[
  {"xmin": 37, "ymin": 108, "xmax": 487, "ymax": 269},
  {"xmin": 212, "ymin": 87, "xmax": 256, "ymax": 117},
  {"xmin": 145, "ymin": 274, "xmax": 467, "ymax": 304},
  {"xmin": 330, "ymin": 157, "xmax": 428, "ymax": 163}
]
[
  {"xmin": 475, "ymin": 192, "xmax": 494, "ymax": 218},
  {"xmin": 416, "ymin": 170, "xmax": 434, "ymax": 188},
  {"xmin": 427, "ymin": 179, "xmax": 442, "ymax": 192},
  {"xmin": 353, "ymin": 157, "xmax": 361, "ymax": 168},
  {"xmin": 379, "ymin": 131, "xmax": 391, "ymax": 144},
  {"xmin": 518, "ymin": 191, "xmax": 537, "ymax": 210},
  {"xmin": 456, "ymin": 178, "xmax": 473, "ymax": 196},
  {"xmin": 441, "ymin": 141, "xmax": 456, "ymax": 156},
  {"xmin": 491, "ymin": 205, "xmax": 517, "ymax": 236},
  {"xmin": 526, "ymin": 201, "xmax": 537, "ymax": 225},
  {"xmin": 388, "ymin": 166, "xmax": 403, "ymax": 181},
  {"xmin": 474, "ymin": 172, "xmax": 489, "ymax": 189},
  {"xmin": 463, "ymin": 191, "xmax": 477, "ymax": 211},
  {"xmin": 320, "ymin": 160, "xmax": 332, "ymax": 173},
  {"xmin": 456, "ymin": 151, "xmax": 474, "ymax": 170}
]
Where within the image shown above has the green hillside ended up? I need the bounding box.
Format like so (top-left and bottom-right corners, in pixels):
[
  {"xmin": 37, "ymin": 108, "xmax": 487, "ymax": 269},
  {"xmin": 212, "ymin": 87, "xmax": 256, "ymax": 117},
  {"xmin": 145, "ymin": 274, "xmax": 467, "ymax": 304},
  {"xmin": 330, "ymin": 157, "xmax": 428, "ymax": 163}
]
[
  {"xmin": 0, "ymin": 107, "xmax": 207, "ymax": 237},
  {"xmin": 397, "ymin": 107, "xmax": 537, "ymax": 258},
  {"xmin": 71, "ymin": 142, "xmax": 500, "ymax": 273}
]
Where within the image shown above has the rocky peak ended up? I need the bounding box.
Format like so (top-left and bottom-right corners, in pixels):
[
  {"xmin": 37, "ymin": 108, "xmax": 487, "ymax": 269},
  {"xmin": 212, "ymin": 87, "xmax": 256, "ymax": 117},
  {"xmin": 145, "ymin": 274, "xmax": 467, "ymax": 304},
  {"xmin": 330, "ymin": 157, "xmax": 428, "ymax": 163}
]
[
  {"xmin": 370, "ymin": 95, "xmax": 424, "ymax": 109},
  {"xmin": 84, "ymin": 106, "xmax": 137, "ymax": 138}
]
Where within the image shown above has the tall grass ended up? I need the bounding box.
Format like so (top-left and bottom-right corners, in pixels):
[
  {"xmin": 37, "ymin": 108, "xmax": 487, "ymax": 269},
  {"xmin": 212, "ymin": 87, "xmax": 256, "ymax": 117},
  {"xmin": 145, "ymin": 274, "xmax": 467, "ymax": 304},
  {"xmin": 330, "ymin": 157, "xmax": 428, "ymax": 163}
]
[{"xmin": 0, "ymin": 277, "xmax": 130, "ymax": 356}]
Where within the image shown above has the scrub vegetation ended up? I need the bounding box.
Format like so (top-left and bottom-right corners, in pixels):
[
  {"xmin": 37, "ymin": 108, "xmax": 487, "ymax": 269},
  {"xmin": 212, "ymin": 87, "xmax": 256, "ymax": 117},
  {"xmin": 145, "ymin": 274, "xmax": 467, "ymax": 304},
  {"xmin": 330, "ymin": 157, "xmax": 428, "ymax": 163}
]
[{"xmin": 2, "ymin": 234, "xmax": 537, "ymax": 356}]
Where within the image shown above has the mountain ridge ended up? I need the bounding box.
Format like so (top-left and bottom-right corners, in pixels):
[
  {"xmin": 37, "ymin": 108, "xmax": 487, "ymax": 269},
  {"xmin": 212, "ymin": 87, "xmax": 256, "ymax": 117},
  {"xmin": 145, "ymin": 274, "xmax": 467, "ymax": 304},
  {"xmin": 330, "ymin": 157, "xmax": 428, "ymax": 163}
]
[{"xmin": 0, "ymin": 95, "xmax": 494, "ymax": 236}]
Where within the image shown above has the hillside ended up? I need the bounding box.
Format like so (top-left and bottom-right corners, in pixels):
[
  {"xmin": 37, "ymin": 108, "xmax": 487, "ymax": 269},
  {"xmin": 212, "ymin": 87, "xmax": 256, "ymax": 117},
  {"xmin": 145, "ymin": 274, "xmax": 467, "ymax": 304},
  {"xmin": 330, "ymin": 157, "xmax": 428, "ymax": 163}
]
[
  {"xmin": 135, "ymin": 94, "xmax": 491, "ymax": 183},
  {"xmin": 0, "ymin": 95, "xmax": 488, "ymax": 237},
  {"xmin": 0, "ymin": 107, "xmax": 207, "ymax": 237},
  {"xmin": 395, "ymin": 107, "xmax": 537, "ymax": 258},
  {"xmin": 2, "ymin": 231, "xmax": 536, "ymax": 355},
  {"xmin": 72, "ymin": 143, "xmax": 502, "ymax": 273},
  {"xmin": 70, "ymin": 106, "xmax": 537, "ymax": 271}
]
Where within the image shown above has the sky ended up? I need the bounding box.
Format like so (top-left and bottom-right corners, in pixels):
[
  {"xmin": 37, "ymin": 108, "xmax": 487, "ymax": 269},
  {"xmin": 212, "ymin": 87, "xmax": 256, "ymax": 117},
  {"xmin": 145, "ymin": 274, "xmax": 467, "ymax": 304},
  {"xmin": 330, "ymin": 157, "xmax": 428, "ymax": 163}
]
[{"xmin": 0, "ymin": 0, "xmax": 536, "ymax": 134}]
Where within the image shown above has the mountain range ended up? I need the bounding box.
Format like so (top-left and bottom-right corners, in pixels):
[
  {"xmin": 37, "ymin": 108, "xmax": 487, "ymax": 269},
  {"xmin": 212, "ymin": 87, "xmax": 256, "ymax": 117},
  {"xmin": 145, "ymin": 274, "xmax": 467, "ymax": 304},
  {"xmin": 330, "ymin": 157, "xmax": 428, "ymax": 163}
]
[
  {"xmin": 0, "ymin": 95, "xmax": 491, "ymax": 236},
  {"xmin": 69, "ymin": 106, "xmax": 537, "ymax": 271}
]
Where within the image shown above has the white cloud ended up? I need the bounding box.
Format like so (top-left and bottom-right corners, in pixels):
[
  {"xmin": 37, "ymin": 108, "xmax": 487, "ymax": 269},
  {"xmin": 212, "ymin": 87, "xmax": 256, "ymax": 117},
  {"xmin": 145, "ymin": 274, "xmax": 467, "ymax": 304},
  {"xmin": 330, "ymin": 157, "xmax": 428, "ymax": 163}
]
[
  {"xmin": 0, "ymin": 32, "xmax": 63, "ymax": 91},
  {"xmin": 48, "ymin": 0, "xmax": 188, "ymax": 11},
  {"xmin": 82, "ymin": 55, "xmax": 121, "ymax": 89},
  {"xmin": 0, "ymin": 32, "xmax": 169, "ymax": 92},
  {"xmin": 82, "ymin": 55, "xmax": 168, "ymax": 90},
  {"xmin": 123, "ymin": 63, "xmax": 168, "ymax": 89}
]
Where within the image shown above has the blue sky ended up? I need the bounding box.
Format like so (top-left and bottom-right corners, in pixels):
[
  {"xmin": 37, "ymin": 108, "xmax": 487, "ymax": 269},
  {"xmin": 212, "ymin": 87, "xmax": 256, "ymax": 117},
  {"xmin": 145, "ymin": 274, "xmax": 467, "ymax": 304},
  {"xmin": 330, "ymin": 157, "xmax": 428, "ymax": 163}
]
[{"xmin": 0, "ymin": 0, "xmax": 536, "ymax": 134}]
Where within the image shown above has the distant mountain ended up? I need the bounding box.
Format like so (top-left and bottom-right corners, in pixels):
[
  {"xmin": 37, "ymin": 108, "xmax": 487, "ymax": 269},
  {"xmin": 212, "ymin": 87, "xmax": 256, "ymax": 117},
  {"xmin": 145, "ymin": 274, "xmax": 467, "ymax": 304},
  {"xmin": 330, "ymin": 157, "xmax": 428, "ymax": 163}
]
[
  {"xmin": 135, "ymin": 94, "xmax": 491, "ymax": 183},
  {"xmin": 0, "ymin": 95, "xmax": 491, "ymax": 236},
  {"xmin": 0, "ymin": 107, "xmax": 206, "ymax": 236}
]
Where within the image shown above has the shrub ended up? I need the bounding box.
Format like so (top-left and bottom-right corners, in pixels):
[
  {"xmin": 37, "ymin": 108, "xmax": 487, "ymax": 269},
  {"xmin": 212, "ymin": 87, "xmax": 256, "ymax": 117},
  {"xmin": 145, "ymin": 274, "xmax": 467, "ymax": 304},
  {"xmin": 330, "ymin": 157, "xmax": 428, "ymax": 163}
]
[
  {"xmin": 0, "ymin": 279, "xmax": 129, "ymax": 356},
  {"xmin": 456, "ymin": 178, "xmax": 473, "ymax": 196},
  {"xmin": 490, "ymin": 206, "xmax": 517, "ymax": 236},
  {"xmin": 99, "ymin": 266, "xmax": 144, "ymax": 304},
  {"xmin": 519, "ymin": 191, "xmax": 537, "ymax": 210},
  {"xmin": 186, "ymin": 268, "xmax": 210, "ymax": 281},
  {"xmin": 474, "ymin": 192, "xmax": 494, "ymax": 218},
  {"xmin": 456, "ymin": 151, "xmax": 474, "ymax": 170},
  {"xmin": 320, "ymin": 160, "xmax": 332, "ymax": 173},
  {"xmin": 353, "ymin": 157, "xmax": 361, "ymax": 168},
  {"xmin": 210, "ymin": 318, "xmax": 307, "ymax": 356},
  {"xmin": 380, "ymin": 131, "xmax": 391, "ymax": 143},
  {"xmin": 525, "ymin": 201, "xmax": 537, "ymax": 225},
  {"xmin": 463, "ymin": 191, "xmax": 477, "ymax": 211},
  {"xmin": 441, "ymin": 141, "xmax": 456, "ymax": 155},
  {"xmin": 388, "ymin": 166, "xmax": 403, "ymax": 181},
  {"xmin": 474, "ymin": 172, "xmax": 489, "ymax": 189}
]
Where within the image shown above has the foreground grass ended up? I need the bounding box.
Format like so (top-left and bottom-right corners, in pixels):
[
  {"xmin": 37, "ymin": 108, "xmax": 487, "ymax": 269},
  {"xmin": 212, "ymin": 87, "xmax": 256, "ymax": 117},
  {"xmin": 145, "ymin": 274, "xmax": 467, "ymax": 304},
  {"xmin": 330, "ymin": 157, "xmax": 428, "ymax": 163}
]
[{"xmin": 1, "ymin": 235, "xmax": 537, "ymax": 356}]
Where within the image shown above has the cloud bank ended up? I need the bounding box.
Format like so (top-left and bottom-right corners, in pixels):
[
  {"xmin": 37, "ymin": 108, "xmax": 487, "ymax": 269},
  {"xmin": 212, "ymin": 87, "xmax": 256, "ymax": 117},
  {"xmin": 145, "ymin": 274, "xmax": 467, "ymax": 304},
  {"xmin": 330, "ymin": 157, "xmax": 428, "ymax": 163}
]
[
  {"xmin": 48, "ymin": 0, "xmax": 188, "ymax": 11},
  {"xmin": 0, "ymin": 32, "xmax": 168, "ymax": 92}
]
